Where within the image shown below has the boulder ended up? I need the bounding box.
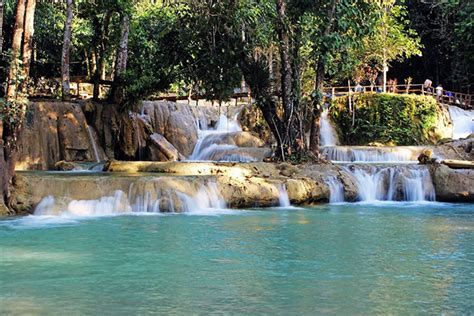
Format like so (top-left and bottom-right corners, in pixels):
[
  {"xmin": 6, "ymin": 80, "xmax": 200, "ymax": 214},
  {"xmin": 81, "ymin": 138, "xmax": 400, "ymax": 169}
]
[
  {"xmin": 141, "ymin": 101, "xmax": 198, "ymax": 156},
  {"xmin": 432, "ymin": 164, "xmax": 474, "ymax": 202},
  {"xmin": 148, "ymin": 133, "xmax": 184, "ymax": 161}
]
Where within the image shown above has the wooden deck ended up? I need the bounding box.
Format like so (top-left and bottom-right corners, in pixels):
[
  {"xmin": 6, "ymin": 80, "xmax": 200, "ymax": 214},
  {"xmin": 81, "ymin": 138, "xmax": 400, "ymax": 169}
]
[{"xmin": 322, "ymin": 84, "xmax": 473, "ymax": 110}]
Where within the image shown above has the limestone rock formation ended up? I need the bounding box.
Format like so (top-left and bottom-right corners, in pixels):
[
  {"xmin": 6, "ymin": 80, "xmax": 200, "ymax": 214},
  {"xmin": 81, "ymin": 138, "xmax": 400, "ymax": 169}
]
[
  {"xmin": 140, "ymin": 101, "xmax": 199, "ymax": 156},
  {"xmin": 17, "ymin": 101, "xmax": 107, "ymax": 170},
  {"xmin": 148, "ymin": 133, "xmax": 184, "ymax": 161},
  {"xmin": 432, "ymin": 164, "xmax": 474, "ymax": 202}
]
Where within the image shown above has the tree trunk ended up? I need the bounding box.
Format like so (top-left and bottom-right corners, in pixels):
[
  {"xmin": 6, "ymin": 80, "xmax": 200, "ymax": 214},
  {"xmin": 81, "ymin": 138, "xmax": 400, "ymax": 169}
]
[
  {"xmin": 309, "ymin": 0, "xmax": 338, "ymax": 156},
  {"xmin": 309, "ymin": 59, "xmax": 325, "ymax": 156},
  {"xmin": 0, "ymin": 1, "xmax": 4, "ymax": 54},
  {"xmin": 61, "ymin": 0, "xmax": 74, "ymax": 101},
  {"xmin": 275, "ymin": 0, "xmax": 294, "ymax": 137},
  {"xmin": 2, "ymin": 0, "xmax": 28, "ymax": 213},
  {"xmin": 6, "ymin": 0, "xmax": 26, "ymax": 99},
  {"xmin": 21, "ymin": 0, "xmax": 36, "ymax": 93},
  {"xmin": 93, "ymin": 10, "xmax": 112, "ymax": 100},
  {"xmin": 111, "ymin": 14, "xmax": 129, "ymax": 104}
]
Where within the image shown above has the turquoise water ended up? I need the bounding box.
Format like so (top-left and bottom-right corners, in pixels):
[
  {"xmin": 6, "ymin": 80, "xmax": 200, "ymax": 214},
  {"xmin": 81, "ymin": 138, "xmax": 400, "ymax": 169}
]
[{"xmin": 1, "ymin": 203, "xmax": 473, "ymax": 314}]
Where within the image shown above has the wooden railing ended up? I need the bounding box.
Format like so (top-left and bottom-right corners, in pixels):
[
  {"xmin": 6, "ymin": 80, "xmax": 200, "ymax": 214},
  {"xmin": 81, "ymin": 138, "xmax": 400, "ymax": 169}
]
[{"xmin": 322, "ymin": 84, "xmax": 473, "ymax": 110}]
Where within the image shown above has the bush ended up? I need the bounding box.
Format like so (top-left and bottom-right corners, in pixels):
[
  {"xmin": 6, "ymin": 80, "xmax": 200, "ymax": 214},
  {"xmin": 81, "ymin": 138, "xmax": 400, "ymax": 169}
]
[{"xmin": 329, "ymin": 93, "xmax": 441, "ymax": 145}]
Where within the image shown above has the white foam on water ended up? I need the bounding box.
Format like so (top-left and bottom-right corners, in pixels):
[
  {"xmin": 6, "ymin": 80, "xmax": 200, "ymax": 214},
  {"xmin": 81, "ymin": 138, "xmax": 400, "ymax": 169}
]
[
  {"xmin": 346, "ymin": 166, "xmax": 436, "ymax": 202},
  {"xmin": 320, "ymin": 109, "xmax": 339, "ymax": 146},
  {"xmin": 190, "ymin": 112, "xmax": 257, "ymax": 162},
  {"xmin": 278, "ymin": 184, "xmax": 291, "ymax": 207},
  {"xmin": 449, "ymin": 106, "xmax": 474, "ymax": 139},
  {"xmin": 32, "ymin": 182, "xmax": 230, "ymax": 217},
  {"xmin": 322, "ymin": 146, "xmax": 420, "ymax": 163},
  {"xmin": 86, "ymin": 125, "xmax": 101, "ymax": 163},
  {"xmin": 325, "ymin": 176, "xmax": 345, "ymax": 203}
]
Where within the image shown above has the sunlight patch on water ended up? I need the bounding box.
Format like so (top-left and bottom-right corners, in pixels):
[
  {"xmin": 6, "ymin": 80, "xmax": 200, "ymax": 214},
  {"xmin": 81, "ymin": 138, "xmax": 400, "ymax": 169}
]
[{"xmin": 0, "ymin": 246, "xmax": 84, "ymax": 263}]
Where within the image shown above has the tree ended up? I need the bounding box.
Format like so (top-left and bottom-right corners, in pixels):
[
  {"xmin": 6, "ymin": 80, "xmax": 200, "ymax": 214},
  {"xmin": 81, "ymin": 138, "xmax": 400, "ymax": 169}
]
[
  {"xmin": 21, "ymin": 0, "xmax": 36, "ymax": 92},
  {"xmin": 0, "ymin": 1, "xmax": 4, "ymax": 53},
  {"xmin": 61, "ymin": 0, "xmax": 74, "ymax": 101},
  {"xmin": 361, "ymin": 0, "xmax": 421, "ymax": 92},
  {"xmin": 6, "ymin": 0, "xmax": 26, "ymax": 99},
  {"xmin": 1, "ymin": 0, "xmax": 36, "ymax": 213},
  {"xmin": 110, "ymin": 13, "xmax": 129, "ymax": 104}
]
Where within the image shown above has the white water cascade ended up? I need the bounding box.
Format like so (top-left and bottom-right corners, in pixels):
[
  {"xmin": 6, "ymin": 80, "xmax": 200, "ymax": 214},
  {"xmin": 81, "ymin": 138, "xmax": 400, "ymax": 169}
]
[
  {"xmin": 325, "ymin": 176, "xmax": 344, "ymax": 203},
  {"xmin": 278, "ymin": 184, "xmax": 291, "ymax": 207},
  {"xmin": 86, "ymin": 125, "xmax": 101, "ymax": 163},
  {"xmin": 449, "ymin": 106, "xmax": 474, "ymax": 139},
  {"xmin": 34, "ymin": 182, "xmax": 227, "ymax": 216},
  {"xmin": 322, "ymin": 146, "xmax": 423, "ymax": 163},
  {"xmin": 346, "ymin": 166, "xmax": 435, "ymax": 202},
  {"xmin": 320, "ymin": 109, "xmax": 339, "ymax": 146},
  {"xmin": 190, "ymin": 112, "xmax": 258, "ymax": 162}
]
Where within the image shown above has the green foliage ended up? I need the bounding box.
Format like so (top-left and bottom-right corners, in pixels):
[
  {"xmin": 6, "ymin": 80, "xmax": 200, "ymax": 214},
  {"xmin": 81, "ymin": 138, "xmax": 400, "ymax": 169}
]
[{"xmin": 330, "ymin": 93, "xmax": 441, "ymax": 145}]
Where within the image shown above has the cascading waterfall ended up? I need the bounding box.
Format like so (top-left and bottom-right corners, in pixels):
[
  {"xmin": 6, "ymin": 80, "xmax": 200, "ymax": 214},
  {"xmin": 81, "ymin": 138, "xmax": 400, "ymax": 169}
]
[
  {"xmin": 34, "ymin": 182, "xmax": 227, "ymax": 216},
  {"xmin": 278, "ymin": 184, "xmax": 291, "ymax": 207},
  {"xmin": 449, "ymin": 106, "xmax": 474, "ymax": 139},
  {"xmin": 320, "ymin": 109, "xmax": 339, "ymax": 146},
  {"xmin": 86, "ymin": 125, "xmax": 101, "ymax": 163},
  {"xmin": 325, "ymin": 176, "xmax": 344, "ymax": 203},
  {"xmin": 345, "ymin": 166, "xmax": 435, "ymax": 202},
  {"xmin": 190, "ymin": 111, "xmax": 258, "ymax": 162},
  {"xmin": 321, "ymin": 146, "xmax": 422, "ymax": 163}
]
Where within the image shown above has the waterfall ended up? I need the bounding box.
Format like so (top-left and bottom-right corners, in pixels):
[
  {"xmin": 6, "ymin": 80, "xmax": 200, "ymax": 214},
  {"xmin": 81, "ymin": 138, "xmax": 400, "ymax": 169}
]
[
  {"xmin": 33, "ymin": 182, "xmax": 227, "ymax": 216},
  {"xmin": 325, "ymin": 176, "xmax": 344, "ymax": 203},
  {"xmin": 278, "ymin": 184, "xmax": 291, "ymax": 207},
  {"xmin": 320, "ymin": 109, "xmax": 338, "ymax": 146},
  {"xmin": 449, "ymin": 106, "xmax": 474, "ymax": 139},
  {"xmin": 190, "ymin": 112, "xmax": 258, "ymax": 162},
  {"xmin": 322, "ymin": 146, "xmax": 421, "ymax": 163},
  {"xmin": 86, "ymin": 125, "xmax": 100, "ymax": 163},
  {"xmin": 346, "ymin": 166, "xmax": 436, "ymax": 202}
]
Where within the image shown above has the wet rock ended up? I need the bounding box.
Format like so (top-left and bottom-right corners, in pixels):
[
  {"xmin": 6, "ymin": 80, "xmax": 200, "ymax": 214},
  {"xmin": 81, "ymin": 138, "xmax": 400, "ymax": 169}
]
[
  {"xmin": 432, "ymin": 164, "xmax": 474, "ymax": 202},
  {"xmin": 434, "ymin": 136, "xmax": 474, "ymax": 161},
  {"xmin": 55, "ymin": 161, "xmax": 77, "ymax": 171},
  {"xmin": 148, "ymin": 133, "xmax": 184, "ymax": 161},
  {"xmin": 141, "ymin": 101, "xmax": 198, "ymax": 156},
  {"xmin": 17, "ymin": 101, "xmax": 107, "ymax": 170}
]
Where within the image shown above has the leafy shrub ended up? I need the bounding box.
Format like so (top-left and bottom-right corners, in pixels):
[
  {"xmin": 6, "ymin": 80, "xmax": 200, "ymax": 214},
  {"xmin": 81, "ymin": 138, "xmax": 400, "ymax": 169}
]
[{"xmin": 329, "ymin": 93, "xmax": 441, "ymax": 145}]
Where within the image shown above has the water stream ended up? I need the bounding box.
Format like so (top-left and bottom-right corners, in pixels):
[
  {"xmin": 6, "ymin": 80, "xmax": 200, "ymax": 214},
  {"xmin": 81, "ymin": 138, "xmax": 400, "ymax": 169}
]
[
  {"xmin": 345, "ymin": 165, "xmax": 436, "ymax": 202},
  {"xmin": 34, "ymin": 181, "xmax": 227, "ymax": 216},
  {"xmin": 449, "ymin": 105, "xmax": 474, "ymax": 139},
  {"xmin": 86, "ymin": 125, "xmax": 101, "ymax": 163},
  {"xmin": 190, "ymin": 112, "xmax": 259, "ymax": 162}
]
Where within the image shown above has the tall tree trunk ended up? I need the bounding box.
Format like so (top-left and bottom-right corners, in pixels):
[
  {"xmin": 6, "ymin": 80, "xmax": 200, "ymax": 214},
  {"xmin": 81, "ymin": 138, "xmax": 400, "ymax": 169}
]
[
  {"xmin": 21, "ymin": 0, "xmax": 36, "ymax": 93},
  {"xmin": 0, "ymin": 1, "xmax": 4, "ymax": 54},
  {"xmin": 111, "ymin": 14, "xmax": 129, "ymax": 104},
  {"xmin": 275, "ymin": 0, "xmax": 294, "ymax": 140},
  {"xmin": 93, "ymin": 10, "xmax": 112, "ymax": 100},
  {"xmin": 2, "ymin": 0, "xmax": 28, "ymax": 213},
  {"xmin": 6, "ymin": 0, "xmax": 26, "ymax": 99},
  {"xmin": 61, "ymin": 0, "xmax": 74, "ymax": 101},
  {"xmin": 309, "ymin": 0, "xmax": 338, "ymax": 157}
]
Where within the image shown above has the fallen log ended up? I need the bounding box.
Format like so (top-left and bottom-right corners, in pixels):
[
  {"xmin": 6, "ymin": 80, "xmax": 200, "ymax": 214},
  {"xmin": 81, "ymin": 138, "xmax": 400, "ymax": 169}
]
[{"xmin": 441, "ymin": 159, "xmax": 474, "ymax": 169}]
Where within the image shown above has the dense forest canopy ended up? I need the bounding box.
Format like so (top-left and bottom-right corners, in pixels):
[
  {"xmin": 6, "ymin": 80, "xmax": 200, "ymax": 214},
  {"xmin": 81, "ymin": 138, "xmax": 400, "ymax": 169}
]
[{"xmin": 0, "ymin": 0, "xmax": 472, "ymax": 209}]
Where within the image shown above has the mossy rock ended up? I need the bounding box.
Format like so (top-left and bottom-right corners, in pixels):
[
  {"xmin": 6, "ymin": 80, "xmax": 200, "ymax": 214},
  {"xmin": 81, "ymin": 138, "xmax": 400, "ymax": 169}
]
[{"xmin": 330, "ymin": 93, "xmax": 450, "ymax": 146}]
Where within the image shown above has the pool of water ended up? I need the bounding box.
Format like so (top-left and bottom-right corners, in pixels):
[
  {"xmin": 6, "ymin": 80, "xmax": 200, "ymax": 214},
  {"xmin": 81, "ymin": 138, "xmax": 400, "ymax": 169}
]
[{"xmin": 1, "ymin": 203, "xmax": 473, "ymax": 314}]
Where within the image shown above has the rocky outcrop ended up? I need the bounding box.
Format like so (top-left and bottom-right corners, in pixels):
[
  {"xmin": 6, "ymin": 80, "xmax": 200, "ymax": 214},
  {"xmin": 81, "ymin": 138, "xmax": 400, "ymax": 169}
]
[
  {"xmin": 140, "ymin": 101, "xmax": 200, "ymax": 156},
  {"xmin": 432, "ymin": 164, "xmax": 474, "ymax": 202},
  {"xmin": 148, "ymin": 133, "xmax": 184, "ymax": 161},
  {"xmin": 12, "ymin": 162, "xmax": 359, "ymax": 214},
  {"xmin": 16, "ymin": 101, "xmax": 107, "ymax": 170},
  {"xmin": 434, "ymin": 135, "xmax": 474, "ymax": 161}
]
